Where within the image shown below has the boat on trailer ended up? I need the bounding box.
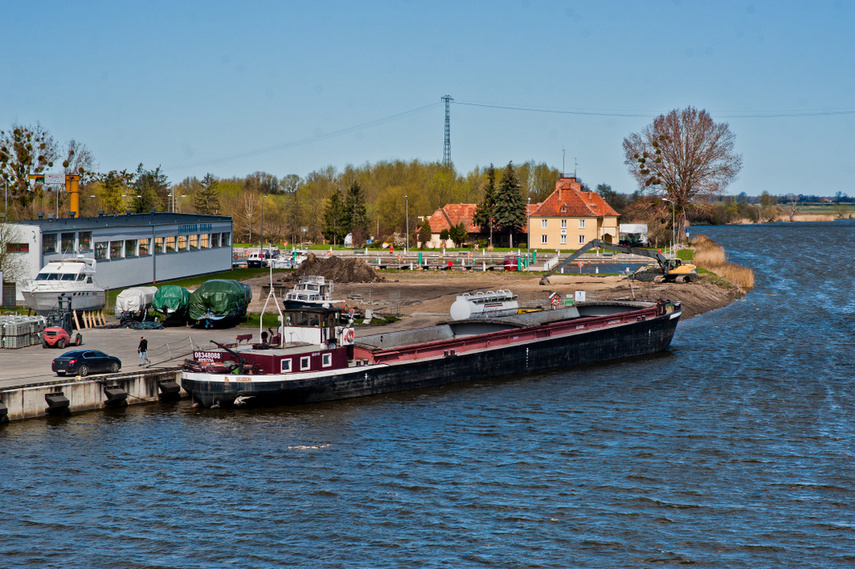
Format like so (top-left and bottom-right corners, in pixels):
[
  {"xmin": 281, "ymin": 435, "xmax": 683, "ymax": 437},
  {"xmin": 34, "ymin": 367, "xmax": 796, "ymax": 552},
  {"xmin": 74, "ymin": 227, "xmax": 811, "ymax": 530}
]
[
  {"xmin": 21, "ymin": 257, "xmax": 106, "ymax": 315},
  {"xmin": 181, "ymin": 293, "xmax": 682, "ymax": 409}
]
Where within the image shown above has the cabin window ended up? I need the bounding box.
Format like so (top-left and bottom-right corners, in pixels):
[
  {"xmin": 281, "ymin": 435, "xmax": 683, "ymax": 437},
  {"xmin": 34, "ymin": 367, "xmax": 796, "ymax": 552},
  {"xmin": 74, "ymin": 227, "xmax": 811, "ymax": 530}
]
[
  {"xmin": 94, "ymin": 242, "xmax": 108, "ymax": 260},
  {"xmin": 322, "ymin": 353, "xmax": 332, "ymax": 367},
  {"xmin": 300, "ymin": 356, "xmax": 311, "ymax": 371},
  {"xmin": 61, "ymin": 233, "xmax": 75, "ymax": 253},
  {"xmin": 125, "ymin": 239, "xmax": 138, "ymax": 257},
  {"xmin": 42, "ymin": 234, "xmax": 57, "ymax": 254},
  {"xmin": 541, "ymin": 235, "xmax": 548, "ymax": 244},
  {"xmin": 110, "ymin": 241, "xmax": 123, "ymax": 259},
  {"xmin": 78, "ymin": 231, "xmax": 92, "ymax": 251},
  {"xmin": 280, "ymin": 359, "xmax": 292, "ymax": 373},
  {"xmin": 579, "ymin": 220, "xmax": 586, "ymax": 229},
  {"xmin": 139, "ymin": 238, "xmax": 150, "ymax": 256},
  {"xmin": 540, "ymin": 219, "xmax": 548, "ymax": 229}
]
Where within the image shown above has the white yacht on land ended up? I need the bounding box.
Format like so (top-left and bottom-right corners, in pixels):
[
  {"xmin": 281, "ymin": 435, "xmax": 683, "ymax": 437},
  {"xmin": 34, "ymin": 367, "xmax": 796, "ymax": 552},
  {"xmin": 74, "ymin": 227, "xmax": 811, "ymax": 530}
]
[{"xmin": 21, "ymin": 257, "xmax": 107, "ymax": 315}]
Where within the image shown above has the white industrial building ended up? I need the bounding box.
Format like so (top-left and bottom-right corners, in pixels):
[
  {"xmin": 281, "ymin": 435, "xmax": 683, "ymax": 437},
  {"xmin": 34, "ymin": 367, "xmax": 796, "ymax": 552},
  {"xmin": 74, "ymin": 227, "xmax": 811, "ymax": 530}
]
[{"xmin": 5, "ymin": 212, "xmax": 233, "ymax": 303}]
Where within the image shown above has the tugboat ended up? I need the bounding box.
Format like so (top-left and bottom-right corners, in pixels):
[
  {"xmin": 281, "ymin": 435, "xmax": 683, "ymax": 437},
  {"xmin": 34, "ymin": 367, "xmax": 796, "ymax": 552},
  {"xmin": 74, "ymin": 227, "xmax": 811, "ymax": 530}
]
[{"xmin": 182, "ymin": 292, "xmax": 683, "ymax": 409}]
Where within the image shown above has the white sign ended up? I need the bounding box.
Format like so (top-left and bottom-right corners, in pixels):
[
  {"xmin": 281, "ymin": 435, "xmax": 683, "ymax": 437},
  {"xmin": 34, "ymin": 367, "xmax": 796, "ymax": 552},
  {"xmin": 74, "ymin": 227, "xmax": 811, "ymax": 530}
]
[
  {"xmin": 44, "ymin": 173, "xmax": 65, "ymax": 185},
  {"xmin": 574, "ymin": 290, "xmax": 586, "ymax": 303}
]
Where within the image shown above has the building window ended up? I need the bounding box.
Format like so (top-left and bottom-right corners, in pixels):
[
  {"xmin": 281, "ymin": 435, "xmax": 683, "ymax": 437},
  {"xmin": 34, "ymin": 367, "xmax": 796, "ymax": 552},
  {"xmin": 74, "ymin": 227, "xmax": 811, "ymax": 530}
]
[
  {"xmin": 154, "ymin": 237, "xmax": 164, "ymax": 254},
  {"xmin": 560, "ymin": 235, "xmax": 567, "ymax": 244},
  {"xmin": 280, "ymin": 358, "xmax": 292, "ymax": 373},
  {"xmin": 540, "ymin": 219, "xmax": 548, "ymax": 229},
  {"xmin": 165, "ymin": 236, "xmax": 176, "ymax": 253},
  {"xmin": 61, "ymin": 232, "xmax": 75, "ymax": 253},
  {"xmin": 560, "ymin": 220, "xmax": 567, "ymax": 229},
  {"xmin": 7, "ymin": 242, "xmax": 29, "ymax": 253},
  {"xmin": 579, "ymin": 235, "xmax": 586, "ymax": 244},
  {"xmin": 579, "ymin": 220, "xmax": 586, "ymax": 229},
  {"xmin": 222, "ymin": 233, "xmax": 231, "ymax": 247},
  {"xmin": 178, "ymin": 235, "xmax": 188, "ymax": 251},
  {"xmin": 189, "ymin": 234, "xmax": 199, "ymax": 250},
  {"xmin": 110, "ymin": 241, "xmax": 123, "ymax": 259},
  {"xmin": 200, "ymin": 234, "xmax": 209, "ymax": 249},
  {"xmin": 300, "ymin": 356, "xmax": 311, "ymax": 371},
  {"xmin": 139, "ymin": 238, "xmax": 150, "ymax": 256},
  {"xmin": 78, "ymin": 231, "xmax": 92, "ymax": 251},
  {"xmin": 95, "ymin": 242, "xmax": 108, "ymax": 260},
  {"xmin": 541, "ymin": 235, "xmax": 548, "ymax": 244},
  {"xmin": 125, "ymin": 239, "xmax": 138, "ymax": 257},
  {"xmin": 322, "ymin": 353, "xmax": 332, "ymax": 367},
  {"xmin": 43, "ymin": 233, "xmax": 57, "ymax": 254}
]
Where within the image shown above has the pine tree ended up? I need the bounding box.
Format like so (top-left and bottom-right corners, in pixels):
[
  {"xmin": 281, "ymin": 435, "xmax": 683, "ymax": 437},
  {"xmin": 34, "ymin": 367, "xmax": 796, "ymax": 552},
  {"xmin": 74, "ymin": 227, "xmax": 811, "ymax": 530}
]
[
  {"xmin": 494, "ymin": 162, "xmax": 526, "ymax": 247},
  {"xmin": 343, "ymin": 182, "xmax": 368, "ymax": 246},
  {"xmin": 473, "ymin": 164, "xmax": 497, "ymax": 247},
  {"xmin": 418, "ymin": 217, "xmax": 432, "ymax": 249},
  {"xmin": 322, "ymin": 188, "xmax": 346, "ymax": 245},
  {"xmin": 193, "ymin": 173, "xmax": 219, "ymax": 214}
]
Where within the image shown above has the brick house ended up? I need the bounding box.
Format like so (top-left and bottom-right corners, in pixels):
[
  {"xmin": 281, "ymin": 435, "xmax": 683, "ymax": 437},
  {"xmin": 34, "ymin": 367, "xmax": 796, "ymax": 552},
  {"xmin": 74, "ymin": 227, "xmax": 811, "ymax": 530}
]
[{"xmin": 529, "ymin": 177, "xmax": 619, "ymax": 250}]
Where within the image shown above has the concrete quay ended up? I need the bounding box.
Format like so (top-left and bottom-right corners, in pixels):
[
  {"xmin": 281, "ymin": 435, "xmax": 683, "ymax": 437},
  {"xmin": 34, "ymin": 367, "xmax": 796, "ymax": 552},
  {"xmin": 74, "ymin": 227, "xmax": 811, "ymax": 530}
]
[{"xmin": 0, "ymin": 325, "xmax": 266, "ymax": 423}]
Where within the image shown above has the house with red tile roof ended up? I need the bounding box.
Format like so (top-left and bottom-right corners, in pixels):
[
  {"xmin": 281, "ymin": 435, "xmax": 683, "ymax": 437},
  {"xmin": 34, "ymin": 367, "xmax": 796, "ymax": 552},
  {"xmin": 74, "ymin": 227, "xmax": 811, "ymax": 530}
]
[
  {"xmin": 420, "ymin": 176, "xmax": 619, "ymax": 249},
  {"xmin": 529, "ymin": 177, "xmax": 620, "ymax": 250}
]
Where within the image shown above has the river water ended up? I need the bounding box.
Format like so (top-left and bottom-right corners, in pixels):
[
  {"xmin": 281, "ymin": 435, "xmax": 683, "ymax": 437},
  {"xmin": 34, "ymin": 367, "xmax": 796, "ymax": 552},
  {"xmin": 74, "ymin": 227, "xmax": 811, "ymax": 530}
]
[{"xmin": 1, "ymin": 220, "xmax": 853, "ymax": 568}]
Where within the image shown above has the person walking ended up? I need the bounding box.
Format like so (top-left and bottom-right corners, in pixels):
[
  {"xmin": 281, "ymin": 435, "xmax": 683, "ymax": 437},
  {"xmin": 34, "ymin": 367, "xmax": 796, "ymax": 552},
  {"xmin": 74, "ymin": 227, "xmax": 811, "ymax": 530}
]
[{"xmin": 138, "ymin": 336, "xmax": 151, "ymax": 366}]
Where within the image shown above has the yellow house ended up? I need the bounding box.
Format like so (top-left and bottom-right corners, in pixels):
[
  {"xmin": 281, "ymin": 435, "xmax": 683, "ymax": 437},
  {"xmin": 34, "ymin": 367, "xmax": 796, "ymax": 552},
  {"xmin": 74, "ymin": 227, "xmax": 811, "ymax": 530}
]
[{"xmin": 529, "ymin": 177, "xmax": 620, "ymax": 250}]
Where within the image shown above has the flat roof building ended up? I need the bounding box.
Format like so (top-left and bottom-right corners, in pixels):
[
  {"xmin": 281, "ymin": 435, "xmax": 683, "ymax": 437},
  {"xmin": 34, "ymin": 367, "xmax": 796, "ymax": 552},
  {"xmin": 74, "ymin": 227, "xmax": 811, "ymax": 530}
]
[{"xmin": 7, "ymin": 212, "xmax": 233, "ymax": 301}]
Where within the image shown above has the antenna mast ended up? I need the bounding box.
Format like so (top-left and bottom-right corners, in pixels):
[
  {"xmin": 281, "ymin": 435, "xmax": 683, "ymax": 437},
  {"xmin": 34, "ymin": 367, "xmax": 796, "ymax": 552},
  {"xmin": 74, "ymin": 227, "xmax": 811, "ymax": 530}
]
[{"xmin": 442, "ymin": 94, "xmax": 453, "ymax": 166}]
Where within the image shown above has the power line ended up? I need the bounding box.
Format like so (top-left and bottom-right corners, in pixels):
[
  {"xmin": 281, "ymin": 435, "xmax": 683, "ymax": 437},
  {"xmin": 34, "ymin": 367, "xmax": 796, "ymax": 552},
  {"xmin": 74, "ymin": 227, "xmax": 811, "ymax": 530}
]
[
  {"xmin": 453, "ymin": 100, "xmax": 855, "ymax": 119},
  {"xmin": 163, "ymin": 102, "xmax": 441, "ymax": 173}
]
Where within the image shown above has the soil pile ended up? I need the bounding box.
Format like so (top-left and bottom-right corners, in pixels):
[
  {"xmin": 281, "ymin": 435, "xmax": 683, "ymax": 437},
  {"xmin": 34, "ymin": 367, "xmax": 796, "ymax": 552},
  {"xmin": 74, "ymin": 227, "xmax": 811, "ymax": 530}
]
[{"xmin": 287, "ymin": 253, "xmax": 385, "ymax": 284}]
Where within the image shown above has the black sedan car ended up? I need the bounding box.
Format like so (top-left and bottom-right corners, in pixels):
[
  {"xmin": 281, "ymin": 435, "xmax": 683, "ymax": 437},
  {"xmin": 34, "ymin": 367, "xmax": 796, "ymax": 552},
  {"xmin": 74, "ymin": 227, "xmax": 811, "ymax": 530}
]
[{"xmin": 51, "ymin": 349, "xmax": 121, "ymax": 377}]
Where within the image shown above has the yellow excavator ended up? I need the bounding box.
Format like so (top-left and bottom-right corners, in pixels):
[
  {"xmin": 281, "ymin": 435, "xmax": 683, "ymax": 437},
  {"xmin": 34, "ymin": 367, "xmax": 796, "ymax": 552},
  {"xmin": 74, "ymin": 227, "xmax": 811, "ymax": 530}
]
[{"xmin": 539, "ymin": 239, "xmax": 699, "ymax": 285}]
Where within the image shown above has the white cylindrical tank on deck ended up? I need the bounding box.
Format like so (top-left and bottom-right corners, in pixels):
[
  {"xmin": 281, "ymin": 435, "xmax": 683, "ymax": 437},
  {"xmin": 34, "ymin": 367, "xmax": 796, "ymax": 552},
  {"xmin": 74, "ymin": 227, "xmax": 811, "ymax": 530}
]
[{"xmin": 450, "ymin": 290, "xmax": 519, "ymax": 321}]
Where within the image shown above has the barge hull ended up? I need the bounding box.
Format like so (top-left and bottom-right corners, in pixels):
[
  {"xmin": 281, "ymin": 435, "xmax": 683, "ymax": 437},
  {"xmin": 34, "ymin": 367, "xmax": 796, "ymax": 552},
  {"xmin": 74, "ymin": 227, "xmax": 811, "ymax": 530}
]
[{"xmin": 182, "ymin": 308, "xmax": 680, "ymax": 408}]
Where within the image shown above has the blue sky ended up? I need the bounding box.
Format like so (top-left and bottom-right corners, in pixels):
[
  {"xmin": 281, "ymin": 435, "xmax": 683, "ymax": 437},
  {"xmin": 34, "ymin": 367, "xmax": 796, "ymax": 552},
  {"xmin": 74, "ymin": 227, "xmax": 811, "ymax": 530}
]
[{"xmin": 1, "ymin": 0, "xmax": 852, "ymax": 197}]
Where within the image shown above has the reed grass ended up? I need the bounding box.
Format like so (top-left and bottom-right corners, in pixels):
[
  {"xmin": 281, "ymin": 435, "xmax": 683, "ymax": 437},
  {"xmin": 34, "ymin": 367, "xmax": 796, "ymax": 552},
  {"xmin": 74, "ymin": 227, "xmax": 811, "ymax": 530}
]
[{"xmin": 690, "ymin": 235, "xmax": 755, "ymax": 289}]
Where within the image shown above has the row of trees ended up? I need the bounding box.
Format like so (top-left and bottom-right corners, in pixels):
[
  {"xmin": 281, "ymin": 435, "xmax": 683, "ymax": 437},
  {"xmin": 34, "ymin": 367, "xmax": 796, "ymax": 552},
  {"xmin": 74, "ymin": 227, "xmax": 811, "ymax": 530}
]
[{"xmin": 3, "ymin": 107, "xmax": 749, "ymax": 250}]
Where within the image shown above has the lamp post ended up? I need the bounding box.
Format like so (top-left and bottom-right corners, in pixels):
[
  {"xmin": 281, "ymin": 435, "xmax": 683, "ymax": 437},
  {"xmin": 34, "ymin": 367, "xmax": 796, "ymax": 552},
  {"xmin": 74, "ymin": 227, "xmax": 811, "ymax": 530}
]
[
  {"xmin": 260, "ymin": 194, "xmax": 266, "ymax": 253},
  {"xmin": 405, "ymin": 194, "xmax": 409, "ymax": 254},
  {"xmin": 527, "ymin": 197, "xmax": 531, "ymax": 258},
  {"xmin": 662, "ymin": 198, "xmax": 675, "ymax": 256}
]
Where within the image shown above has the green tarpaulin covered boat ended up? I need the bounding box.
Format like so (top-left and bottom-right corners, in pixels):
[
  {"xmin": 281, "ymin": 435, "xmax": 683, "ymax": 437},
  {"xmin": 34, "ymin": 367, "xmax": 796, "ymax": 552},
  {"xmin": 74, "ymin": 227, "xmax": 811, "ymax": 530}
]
[
  {"xmin": 152, "ymin": 285, "xmax": 190, "ymax": 324},
  {"xmin": 189, "ymin": 280, "xmax": 252, "ymax": 327}
]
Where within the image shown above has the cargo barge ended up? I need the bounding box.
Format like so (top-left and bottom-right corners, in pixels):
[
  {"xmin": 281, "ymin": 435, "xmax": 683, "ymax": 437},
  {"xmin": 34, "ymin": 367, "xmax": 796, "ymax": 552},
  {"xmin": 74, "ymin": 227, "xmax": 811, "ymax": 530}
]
[{"xmin": 181, "ymin": 294, "xmax": 682, "ymax": 409}]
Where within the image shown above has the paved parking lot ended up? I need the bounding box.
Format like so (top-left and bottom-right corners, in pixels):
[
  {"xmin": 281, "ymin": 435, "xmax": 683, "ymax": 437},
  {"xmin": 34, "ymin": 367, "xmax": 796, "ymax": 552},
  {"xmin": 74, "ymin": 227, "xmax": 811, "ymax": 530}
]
[{"xmin": 0, "ymin": 325, "xmax": 262, "ymax": 389}]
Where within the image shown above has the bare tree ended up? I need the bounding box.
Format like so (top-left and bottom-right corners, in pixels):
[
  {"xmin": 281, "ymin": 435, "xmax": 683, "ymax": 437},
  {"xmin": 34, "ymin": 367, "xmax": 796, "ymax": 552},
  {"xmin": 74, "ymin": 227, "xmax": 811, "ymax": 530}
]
[
  {"xmin": 623, "ymin": 107, "xmax": 742, "ymax": 239},
  {"xmin": 0, "ymin": 223, "xmax": 28, "ymax": 282}
]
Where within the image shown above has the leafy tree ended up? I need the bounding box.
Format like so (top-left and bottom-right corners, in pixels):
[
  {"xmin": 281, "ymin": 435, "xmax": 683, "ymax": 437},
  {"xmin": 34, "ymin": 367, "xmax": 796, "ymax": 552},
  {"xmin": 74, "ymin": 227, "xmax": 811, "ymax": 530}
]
[
  {"xmin": 245, "ymin": 171, "xmax": 280, "ymax": 195},
  {"xmin": 322, "ymin": 187, "xmax": 346, "ymax": 245},
  {"xmin": 622, "ymin": 107, "xmax": 742, "ymax": 239},
  {"xmin": 473, "ymin": 164, "xmax": 497, "ymax": 246},
  {"xmin": 132, "ymin": 164, "xmax": 168, "ymax": 213},
  {"xmin": 194, "ymin": 173, "xmax": 220, "ymax": 215},
  {"xmin": 595, "ymin": 183, "xmax": 630, "ymax": 215},
  {"xmin": 0, "ymin": 122, "xmax": 58, "ymax": 209},
  {"xmin": 439, "ymin": 228, "xmax": 449, "ymax": 243},
  {"xmin": 96, "ymin": 170, "xmax": 134, "ymax": 214},
  {"xmin": 418, "ymin": 217, "xmax": 431, "ymax": 248},
  {"xmin": 343, "ymin": 182, "xmax": 368, "ymax": 246},
  {"xmin": 449, "ymin": 222, "xmax": 468, "ymax": 247},
  {"xmin": 494, "ymin": 162, "xmax": 526, "ymax": 247}
]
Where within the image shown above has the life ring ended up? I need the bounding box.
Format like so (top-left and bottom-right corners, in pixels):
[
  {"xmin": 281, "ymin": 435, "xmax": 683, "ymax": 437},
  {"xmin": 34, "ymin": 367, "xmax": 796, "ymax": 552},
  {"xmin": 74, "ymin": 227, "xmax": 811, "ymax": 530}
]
[
  {"xmin": 326, "ymin": 249, "xmax": 332, "ymax": 257},
  {"xmin": 344, "ymin": 329, "xmax": 355, "ymax": 343},
  {"xmin": 397, "ymin": 255, "xmax": 402, "ymax": 262}
]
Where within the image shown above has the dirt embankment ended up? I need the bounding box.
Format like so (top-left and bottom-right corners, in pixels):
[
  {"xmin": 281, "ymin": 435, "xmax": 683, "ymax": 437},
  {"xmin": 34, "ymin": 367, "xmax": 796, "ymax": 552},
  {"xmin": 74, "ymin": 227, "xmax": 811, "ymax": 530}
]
[{"xmin": 245, "ymin": 255, "xmax": 746, "ymax": 324}]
